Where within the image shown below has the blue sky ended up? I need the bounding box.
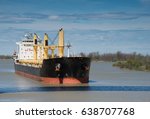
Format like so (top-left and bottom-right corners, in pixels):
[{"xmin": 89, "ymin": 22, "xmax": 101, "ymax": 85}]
[{"xmin": 0, "ymin": 0, "xmax": 150, "ymax": 55}]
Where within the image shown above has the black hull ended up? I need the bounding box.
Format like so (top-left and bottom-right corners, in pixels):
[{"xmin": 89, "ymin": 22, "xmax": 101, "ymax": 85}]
[{"xmin": 14, "ymin": 57, "xmax": 91, "ymax": 84}]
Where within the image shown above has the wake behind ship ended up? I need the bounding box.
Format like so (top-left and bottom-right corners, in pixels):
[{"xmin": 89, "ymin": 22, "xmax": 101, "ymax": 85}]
[{"xmin": 13, "ymin": 28, "xmax": 91, "ymax": 84}]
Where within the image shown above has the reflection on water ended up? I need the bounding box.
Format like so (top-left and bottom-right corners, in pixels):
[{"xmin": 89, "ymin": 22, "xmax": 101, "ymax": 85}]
[{"xmin": 0, "ymin": 60, "xmax": 43, "ymax": 88}]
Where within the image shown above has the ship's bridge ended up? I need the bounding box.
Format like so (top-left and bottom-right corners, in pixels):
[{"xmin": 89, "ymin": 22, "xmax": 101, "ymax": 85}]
[{"xmin": 16, "ymin": 34, "xmax": 43, "ymax": 60}]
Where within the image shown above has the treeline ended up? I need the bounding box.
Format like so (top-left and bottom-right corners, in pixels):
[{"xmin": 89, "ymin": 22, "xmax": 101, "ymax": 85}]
[
  {"xmin": 0, "ymin": 55, "xmax": 12, "ymax": 59},
  {"xmin": 79, "ymin": 51, "xmax": 150, "ymax": 62},
  {"xmin": 112, "ymin": 52, "xmax": 150, "ymax": 71},
  {"xmin": 79, "ymin": 51, "xmax": 150, "ymax": 71}
]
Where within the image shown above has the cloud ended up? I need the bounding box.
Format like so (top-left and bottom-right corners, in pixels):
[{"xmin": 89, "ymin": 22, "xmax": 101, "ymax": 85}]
[
  {"xmin": 63, "ymin": 29, "xmax": 150, "ymax": 54},
  {"xmin": 48, "ymin": 15, "xmax": 60, "ymax": 20},
  {"xmin": 48, "ymin": 12, "xmax": 150, "ymax": 21},
  {"xmin": 0, "ymin": 27, "xmax": 33, "ymax": 43},
  {"xmin": 1, "ymin": 11, "xmax": 150, "ymax": 24},
  {"xmin": 0, "ymin": 12, "xmax": 48, "ymax": 23}
]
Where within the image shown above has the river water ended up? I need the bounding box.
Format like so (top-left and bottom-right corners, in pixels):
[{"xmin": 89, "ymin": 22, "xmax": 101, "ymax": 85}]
[{"xmin": 0, "ymin": 59, "xmax": 150, "ymax": 101}]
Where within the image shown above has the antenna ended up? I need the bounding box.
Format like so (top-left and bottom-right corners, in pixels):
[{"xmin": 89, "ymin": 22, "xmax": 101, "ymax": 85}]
[
  {"xmin": 66, "ymin": 41, "xmax": 72, "ymax": 57},
  {"xmin": 24, "ymin": 32, "xmax": 33, "ymax": 39}
]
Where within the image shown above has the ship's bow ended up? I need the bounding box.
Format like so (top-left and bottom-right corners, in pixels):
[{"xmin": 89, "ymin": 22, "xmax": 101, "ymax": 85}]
[{"xmin": 41, "ymin": 57, "xmax": 91, "ymax": 84}]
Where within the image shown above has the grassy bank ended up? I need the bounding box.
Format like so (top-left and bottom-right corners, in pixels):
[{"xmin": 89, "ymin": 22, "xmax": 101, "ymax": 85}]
[
  {"xmin": 111, "ymin": 53, "xmax": 150, "ymax": 71},
  {"xmin": 113, "ymin": 60, "xmax": 150, "ymax": 71},
  {"xmin": 80, "ymin": 51, "xmax": 150, "ymax": 72}
]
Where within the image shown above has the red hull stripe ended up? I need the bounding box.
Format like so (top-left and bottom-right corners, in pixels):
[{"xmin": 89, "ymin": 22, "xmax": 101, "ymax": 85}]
[{"xmin": 15, "ymin": 71, "xmax": 88, "ymax": 84}]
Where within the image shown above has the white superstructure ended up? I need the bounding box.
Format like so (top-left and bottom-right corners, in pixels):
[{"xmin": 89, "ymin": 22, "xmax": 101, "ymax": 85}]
[{"xmin": 16, "ymin": 34, "xmax": 43, "ymax": 60}]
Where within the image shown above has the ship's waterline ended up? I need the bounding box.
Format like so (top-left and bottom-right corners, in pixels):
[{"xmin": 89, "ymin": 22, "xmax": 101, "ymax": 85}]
[{"xmin": 15, "ymin": 71, "xmax": 88, "ymax": 84}]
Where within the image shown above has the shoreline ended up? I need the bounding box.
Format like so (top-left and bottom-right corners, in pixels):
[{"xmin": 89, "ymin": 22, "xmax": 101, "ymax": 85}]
[{"xmin": 113, "ymin": 61, "xmax": 150, "ymax": 72}]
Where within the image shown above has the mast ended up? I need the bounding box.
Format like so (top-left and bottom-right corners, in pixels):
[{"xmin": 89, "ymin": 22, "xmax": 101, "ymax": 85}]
[
  {"xmin": 33, "ymin": 33, "xmax": 38, "ymax": 60},
  {"xmin": 58, "ymin": 28, "xmax": 64, "ymax": 57},
  {"xmin": 43, "ymin": 33, "xmax": 49, "ymax": 59}
]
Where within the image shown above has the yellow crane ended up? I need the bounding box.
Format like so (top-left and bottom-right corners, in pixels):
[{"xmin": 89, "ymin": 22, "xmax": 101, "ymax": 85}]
[{"xmin": 19, "ymin": 28, "xmax": 65, "ymax": 65}]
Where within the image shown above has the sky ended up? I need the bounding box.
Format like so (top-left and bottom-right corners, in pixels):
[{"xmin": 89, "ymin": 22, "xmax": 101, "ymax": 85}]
[{"xmin": 0, "ymin": 0, "xmax": 150, "ymax": 55}]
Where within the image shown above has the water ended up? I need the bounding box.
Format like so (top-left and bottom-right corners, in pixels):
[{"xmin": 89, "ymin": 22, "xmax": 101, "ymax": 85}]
[{"xmin": 0, "ymin": 59, "xmax": 150, "ymax": 101}]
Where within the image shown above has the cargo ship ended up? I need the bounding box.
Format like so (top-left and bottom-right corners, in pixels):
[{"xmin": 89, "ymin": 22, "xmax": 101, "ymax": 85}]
[{"xmin": 13, "ymin": 28, "xmax": 91, "ymax": 84}]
